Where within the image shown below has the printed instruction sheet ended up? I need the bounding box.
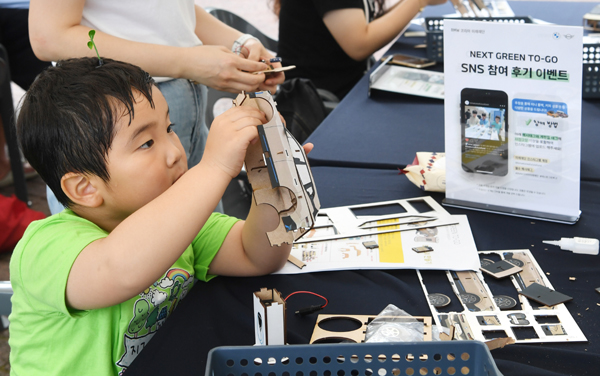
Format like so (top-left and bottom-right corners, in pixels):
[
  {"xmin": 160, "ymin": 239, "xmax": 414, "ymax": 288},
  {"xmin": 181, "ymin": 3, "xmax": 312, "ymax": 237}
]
[{"xmin": 277, "ymin": 197, "xmax": 480, "ymax": 274}]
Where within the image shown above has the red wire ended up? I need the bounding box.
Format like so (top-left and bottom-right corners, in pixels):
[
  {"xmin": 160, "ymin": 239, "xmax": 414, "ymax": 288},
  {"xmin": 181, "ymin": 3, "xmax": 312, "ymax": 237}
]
[{"xmin": 284, "ymin": 291, "xmax": 328, "ymax": 308}]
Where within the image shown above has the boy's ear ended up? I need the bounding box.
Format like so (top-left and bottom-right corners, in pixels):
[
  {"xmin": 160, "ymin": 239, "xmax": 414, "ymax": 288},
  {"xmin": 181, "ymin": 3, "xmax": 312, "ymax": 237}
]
[{"xmin": 61, "ymin": 173, "xmax": 104, "ymax": 208}]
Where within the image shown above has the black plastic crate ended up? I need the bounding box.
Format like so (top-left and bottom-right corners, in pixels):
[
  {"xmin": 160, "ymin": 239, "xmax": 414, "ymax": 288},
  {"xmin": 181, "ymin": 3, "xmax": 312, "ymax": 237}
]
[
  {"xmin": 205, "ymin": 341, "xmax": 502, "ymax": 376},
  {"xmin": 583, "ymin": 43, "xmax": 600, "ymax": 98}
]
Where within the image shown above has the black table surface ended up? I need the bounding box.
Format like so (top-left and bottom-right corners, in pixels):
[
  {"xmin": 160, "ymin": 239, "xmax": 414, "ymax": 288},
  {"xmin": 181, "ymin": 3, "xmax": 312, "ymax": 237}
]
[
  {"xmin": 125, "ymin": 2, "xmax": 600, "ymax": 375},
  {"xmin": 126, "ymin": 167, "xmax": 600, "ymax": 376},
  {"xmin": 305, "ymin": 1, "xmax": 600, "ymax": 182}
]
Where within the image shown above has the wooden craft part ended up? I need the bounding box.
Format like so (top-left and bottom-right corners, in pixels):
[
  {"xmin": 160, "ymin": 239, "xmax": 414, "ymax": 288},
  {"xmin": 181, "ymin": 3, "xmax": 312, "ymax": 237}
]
[
  {"xmin": 485, "ymin": 337, "xmax": 515, "ymax": 351},
  {"xmin": 253, "ymin": 65, "xmax": 297, "ymax": 75},
  {"xmin": 233, "ymin": 91, "xmax": 320, "ymax": 246},
  {"xmin": 287, "ymin": 254, "xmax": 306, "ymax": 269},
  {"xmin": 480, "ymin": 260, "xmax": 522, "ymax": 279},
  {"xmin": 310, "ymin": 314, "xmax": 432, "ymax": 344},
  {"xmin": 253, "ymin": 288, "xmax": 287, "ymax": 345},
  {"xmin": 438, "ymin": 325, "xmax": 455, "ymax": 341}
]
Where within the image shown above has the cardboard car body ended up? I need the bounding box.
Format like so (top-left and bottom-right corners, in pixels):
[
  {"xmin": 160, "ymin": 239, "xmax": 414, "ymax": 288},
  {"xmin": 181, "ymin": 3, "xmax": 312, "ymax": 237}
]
[{"xmin": 233, "ymin": 91, "xmax": 320, "ymax": 246}]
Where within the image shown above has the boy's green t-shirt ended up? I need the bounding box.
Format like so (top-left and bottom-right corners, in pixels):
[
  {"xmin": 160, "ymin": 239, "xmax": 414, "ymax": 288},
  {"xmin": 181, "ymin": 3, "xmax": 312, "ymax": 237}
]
[{"xmin": 9, "ymin": 209, "xmax": 238, "ymax": 376}]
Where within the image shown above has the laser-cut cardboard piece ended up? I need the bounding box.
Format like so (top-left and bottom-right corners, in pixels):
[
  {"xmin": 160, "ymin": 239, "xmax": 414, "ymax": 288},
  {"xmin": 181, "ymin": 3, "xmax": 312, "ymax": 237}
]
[
  {"xmin": 233, "ymin": 91, "xmax": 320, "ymax": 246},
  {"xmin": 451, "ymin": 270, "xmax": 495, "ymax": 312},
  {"xmin": 417, "ymin": 250, "xmax": 587, "ymax": 345},
  {"xmin": 295, "ymin": 197, "xmax": 459, "ymax": 244},
  {"xmin": 253, "ymin": 288, "xmax": 287, "ymax": 346},
  {"xmin": 310, "ymin": 314, "xmax": 432, "ymax": 344},
  {"xmin": 252, "ymin": 65, "xmax": 296, "ymax": 75},
  {"xmin": 480, "ymin": 260, "xmax": 522, "ymax": 279},
  {"xmin": 519, "ymin": 283, "xmax": 573, "ymax": 307},
  {"xmin": 287, "ymin": 254, "xmax": 306, "ymax": 269},
  {"xmin": 485, "ymin": 337, "xmax": 516, "ymax": 351}
]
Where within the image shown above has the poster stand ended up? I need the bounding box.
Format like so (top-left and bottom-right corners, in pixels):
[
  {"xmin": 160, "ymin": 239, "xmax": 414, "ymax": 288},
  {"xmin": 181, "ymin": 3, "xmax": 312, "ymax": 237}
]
[{"xmin": 443, "ymin": 20, "xmax": 583, "ymax": 224}]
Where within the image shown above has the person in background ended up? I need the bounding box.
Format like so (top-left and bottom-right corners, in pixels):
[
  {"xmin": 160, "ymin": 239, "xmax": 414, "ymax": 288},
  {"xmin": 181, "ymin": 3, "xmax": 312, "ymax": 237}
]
[
  {"xmin": 29, "ymin": 0, "xmax": 285, "ymax": 214},
  {"xmin": 491, "ymin": 115, "xmax": 501, "ymax": 129},
  {"xmin": 480, "ymin": 112, "xmax": 489, "ymax": 127},
  {"xmin": 0, "ymin": 0, "xmax": 49, "ymax": 186},
  {"xmin": 467, "ymin": 109, "xmax": 480, "ymax": 127},
  {"xmin": 275, "ymin": 0, "xmax": 447, "ymax": 99}
]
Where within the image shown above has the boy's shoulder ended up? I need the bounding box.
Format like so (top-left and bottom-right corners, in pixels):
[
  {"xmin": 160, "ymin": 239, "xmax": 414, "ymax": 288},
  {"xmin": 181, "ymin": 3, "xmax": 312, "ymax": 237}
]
[
  {"xmin": 18, "ymin": 210, "xmax": 106, "ymax": 244},
  {"xmin": 11, "ymin": 210, "xmax": 108, "ymax": 278}
]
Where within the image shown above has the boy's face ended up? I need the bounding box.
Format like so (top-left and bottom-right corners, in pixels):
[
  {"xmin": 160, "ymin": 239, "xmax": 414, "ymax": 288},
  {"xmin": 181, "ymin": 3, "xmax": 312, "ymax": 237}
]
[{"xmin": 100, "ymin": 86, "xmax": 187, "ymax": 220}]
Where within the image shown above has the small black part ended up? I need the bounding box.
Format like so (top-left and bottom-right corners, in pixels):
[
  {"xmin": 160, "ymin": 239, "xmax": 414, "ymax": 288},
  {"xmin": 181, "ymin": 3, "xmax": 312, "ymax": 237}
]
[
  {"xmin": 362, "ymin": 241, "xmax": 379, "ymax": 249},
  {"xmin": 481, "ymin": 260, "xmax": 521, "ymax": 278},
  {"xmin": 542, "ymin": 324, "xmax": 567, "ymax": 336},
  {"xmin": 482, "ymin": 330, "xmax": 509, "ymax": 340},
  {"xmin": 428, "ymin": 293, "xmax": 451, "ymax": 308},
  {"xmin": 534, "ymin": 315, "xmax": 560, "ymax": 324},
  {"xmin": 295, "ymin": 305, "xmax": 324, "ymax": 316},
  {"xmin": 407, "ymin": 199, "xmax": 434, "ymax": 213},
  {"xmin": 519, "ymin": 283, "xmax": 573, "ymax": 307},
  {"xmin": 412, "ymin": 246, "xmax": 434, "ymax": 253},
  {"xmin": 512, "ymin": 326, "xmax": 539, "ymax": 340},
  {"xmin": 282, "ymin": 216, "xmax": 297, "ymax": 232},
  {"xmin": 494, "ymin": 295, "xmax": 518, "ymax": 310},
  {"xmin": 479, "ymin": 258, "xmax": 495, "ymax": 268},
  {"xmin": 477, "ymin": 315, "xmax": 499, "ymax": 326},
  {"xmin": 507, "ymin": 313, "xmax": 529, "ymax": 325}
]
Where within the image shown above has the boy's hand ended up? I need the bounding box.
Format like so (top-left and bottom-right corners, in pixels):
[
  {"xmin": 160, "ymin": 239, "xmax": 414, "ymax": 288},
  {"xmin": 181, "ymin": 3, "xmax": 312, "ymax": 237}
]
[
  {"xmin": 302, "ymin": 142, "xmax": 314, "ymax": 155},
  {"xmin": 202, "ymin": 106, "xmax": 267, "ymax": 179}
]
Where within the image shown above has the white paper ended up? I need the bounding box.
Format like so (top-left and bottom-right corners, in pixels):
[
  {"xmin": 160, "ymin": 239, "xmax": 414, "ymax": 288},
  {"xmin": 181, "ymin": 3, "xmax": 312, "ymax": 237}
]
[{"xmin": 276, "ymin": 198, "xmax": 481, "ymax": 274}]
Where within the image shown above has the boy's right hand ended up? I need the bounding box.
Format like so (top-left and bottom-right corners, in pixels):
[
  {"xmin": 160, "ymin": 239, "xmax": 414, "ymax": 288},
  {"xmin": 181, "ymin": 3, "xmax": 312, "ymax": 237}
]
[{"xmin": 202, "ymin": 106, "xmax": 267, "ymax": 179}]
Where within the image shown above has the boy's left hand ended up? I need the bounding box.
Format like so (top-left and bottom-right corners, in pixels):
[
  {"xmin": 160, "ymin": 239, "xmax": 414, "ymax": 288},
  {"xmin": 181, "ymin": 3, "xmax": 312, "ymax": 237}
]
[{"xmin": 302, "ymin": 142, "xmax": 314, "ymax": 155}]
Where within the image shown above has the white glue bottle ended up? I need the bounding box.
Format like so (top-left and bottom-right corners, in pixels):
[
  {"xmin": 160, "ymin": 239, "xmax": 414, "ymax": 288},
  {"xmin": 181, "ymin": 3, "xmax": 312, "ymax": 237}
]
[{"xmin": 543, "ymin": 237, "xmax": 599, "ymax": 255}]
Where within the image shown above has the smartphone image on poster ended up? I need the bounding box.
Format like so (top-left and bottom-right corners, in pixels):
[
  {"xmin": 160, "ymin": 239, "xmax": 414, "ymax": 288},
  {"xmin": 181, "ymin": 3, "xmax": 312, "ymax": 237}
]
[{"xmin": 461, "ymin": 88, "xmax": 509, "ymax": 176}]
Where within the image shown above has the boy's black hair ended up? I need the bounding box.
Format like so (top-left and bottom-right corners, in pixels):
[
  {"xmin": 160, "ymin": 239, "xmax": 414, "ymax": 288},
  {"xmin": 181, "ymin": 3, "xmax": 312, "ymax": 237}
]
[{"xmin": 17, "ymin": 57, "xmax": 155, "ymax": 208}]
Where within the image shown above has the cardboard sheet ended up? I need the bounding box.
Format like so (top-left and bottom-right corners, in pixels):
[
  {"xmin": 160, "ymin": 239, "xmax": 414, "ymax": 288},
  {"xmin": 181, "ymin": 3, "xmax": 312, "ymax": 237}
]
[
  {"xmin": 276, "ymin": 197, "xmax": 481, "ymax": 274},
  {"xmin": 417, "ymin": 249, "xmax": 586, "ymax": 344}
]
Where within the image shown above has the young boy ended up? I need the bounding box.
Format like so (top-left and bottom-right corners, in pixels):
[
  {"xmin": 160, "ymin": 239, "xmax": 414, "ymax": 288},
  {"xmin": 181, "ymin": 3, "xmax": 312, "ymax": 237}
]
[{"xmin": 9, "ymin": 57, "xmax": 302, "ymax": 375}]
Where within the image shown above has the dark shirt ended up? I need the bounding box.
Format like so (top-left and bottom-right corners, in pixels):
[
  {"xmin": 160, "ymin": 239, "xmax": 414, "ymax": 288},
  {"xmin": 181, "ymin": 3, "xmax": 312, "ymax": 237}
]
[{"xmin": 278, "ymin": 0, "xmax": 374, "ymax": 99}]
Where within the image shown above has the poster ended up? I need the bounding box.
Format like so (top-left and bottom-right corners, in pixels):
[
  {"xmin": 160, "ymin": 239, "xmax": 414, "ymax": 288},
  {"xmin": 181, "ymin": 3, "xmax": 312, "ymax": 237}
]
[{"xmin": 443, "ymin": 20, "xmax": 583, "ymax": 223}]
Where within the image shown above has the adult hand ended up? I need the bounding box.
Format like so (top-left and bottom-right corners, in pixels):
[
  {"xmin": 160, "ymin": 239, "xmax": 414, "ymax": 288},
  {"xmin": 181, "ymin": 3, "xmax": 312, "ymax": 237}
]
[
  {"xmin": 182, "ymin": 45, "xmax": 271, "ymax": 93},
  {"xmin": 243, "ymin": 39, "xmax": 285, "ymax": 92}
]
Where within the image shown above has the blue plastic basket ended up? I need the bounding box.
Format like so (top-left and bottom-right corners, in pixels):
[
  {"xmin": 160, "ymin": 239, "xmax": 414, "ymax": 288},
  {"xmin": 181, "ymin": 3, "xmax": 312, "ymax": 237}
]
[{"xmin": 205, "ymin": 341, "xmax": 502, "ymax": 376}]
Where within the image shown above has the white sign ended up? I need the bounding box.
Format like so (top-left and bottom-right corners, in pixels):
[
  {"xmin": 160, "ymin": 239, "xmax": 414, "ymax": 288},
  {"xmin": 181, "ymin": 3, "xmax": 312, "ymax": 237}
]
[{"xmin": 443, "ymin": 20, "xmax": 583, "ymax": 223}]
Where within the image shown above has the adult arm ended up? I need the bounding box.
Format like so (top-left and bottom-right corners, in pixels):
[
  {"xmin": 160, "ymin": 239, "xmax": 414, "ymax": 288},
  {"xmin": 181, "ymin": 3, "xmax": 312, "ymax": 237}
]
[
  {"xmin": 322, "ymin": 0, "xmax": 447, "ymax": 61},
  {"xmin": 193, "ymin": 5, "xmax": 285, "ymax": 91},
  {"xmin": 29, "ymin": 0, "xmax": 274, "ymax": 92}
]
